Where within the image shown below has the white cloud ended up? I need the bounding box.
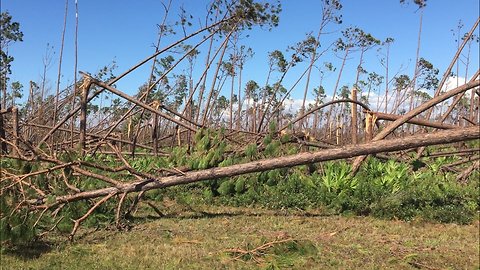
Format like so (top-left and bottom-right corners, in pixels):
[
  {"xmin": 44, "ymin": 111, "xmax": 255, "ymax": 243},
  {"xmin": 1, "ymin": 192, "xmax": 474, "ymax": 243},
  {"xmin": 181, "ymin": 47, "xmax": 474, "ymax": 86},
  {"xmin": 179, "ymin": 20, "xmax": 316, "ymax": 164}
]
[{"xmin": 443, "ymin": 75, "xmax": 467, "ymax": 92}]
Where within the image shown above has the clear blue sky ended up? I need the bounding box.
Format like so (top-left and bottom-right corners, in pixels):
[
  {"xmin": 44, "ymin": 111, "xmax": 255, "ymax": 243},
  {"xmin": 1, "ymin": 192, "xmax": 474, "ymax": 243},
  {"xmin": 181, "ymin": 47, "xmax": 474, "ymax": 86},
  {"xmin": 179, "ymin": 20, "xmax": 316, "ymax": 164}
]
[{"xmin": 1, "ymin": 0, "xmax": 479, "ymax": 107}]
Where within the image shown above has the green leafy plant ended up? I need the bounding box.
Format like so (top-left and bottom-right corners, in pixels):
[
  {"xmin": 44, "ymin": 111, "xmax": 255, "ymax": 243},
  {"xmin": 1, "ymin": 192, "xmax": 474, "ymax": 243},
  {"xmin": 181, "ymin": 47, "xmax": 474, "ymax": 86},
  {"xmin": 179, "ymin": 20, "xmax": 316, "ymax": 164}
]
[{"xmin": 320, "ymin": 161, "xmax": 356, "ymax": 193}]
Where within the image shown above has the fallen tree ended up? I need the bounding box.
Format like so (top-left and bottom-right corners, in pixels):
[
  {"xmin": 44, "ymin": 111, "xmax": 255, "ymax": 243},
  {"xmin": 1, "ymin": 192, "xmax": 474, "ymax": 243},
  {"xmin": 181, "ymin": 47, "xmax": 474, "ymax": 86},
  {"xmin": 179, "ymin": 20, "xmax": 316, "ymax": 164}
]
[
  {"xmin": 29, "ymin": 125, "xmax": 479, "ymax": 209},
  {"xmin": 368, "ymin": 111, "xmax": 457, "ymax": 130},
  {"xmin": 350, "ymin": 79, "xmax": 480, "ymax": 175}
]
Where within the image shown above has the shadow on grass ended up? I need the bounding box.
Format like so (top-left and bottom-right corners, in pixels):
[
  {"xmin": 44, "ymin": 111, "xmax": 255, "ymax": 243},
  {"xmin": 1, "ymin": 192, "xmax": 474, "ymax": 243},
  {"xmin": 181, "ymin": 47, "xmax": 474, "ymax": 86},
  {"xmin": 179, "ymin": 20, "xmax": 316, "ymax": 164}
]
[
  {"xmin": 126, "ymin": 210, "xmax": 244, "ymax": 222},
  {"xmin": 3, "ymin": 240, "xmax": 54, "ymax": 260},
  {"xmin": 129, "ymin": 207, "xmax": 335, "ymax": 222}
]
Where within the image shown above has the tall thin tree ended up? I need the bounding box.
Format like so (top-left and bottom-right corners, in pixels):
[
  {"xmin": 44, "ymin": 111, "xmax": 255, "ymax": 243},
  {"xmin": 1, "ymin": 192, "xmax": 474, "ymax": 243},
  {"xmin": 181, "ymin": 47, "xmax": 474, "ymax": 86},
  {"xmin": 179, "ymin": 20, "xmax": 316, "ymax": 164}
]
[{"xmin": 54, "ymin": 0, "xmax": 69, "ymax": 125}]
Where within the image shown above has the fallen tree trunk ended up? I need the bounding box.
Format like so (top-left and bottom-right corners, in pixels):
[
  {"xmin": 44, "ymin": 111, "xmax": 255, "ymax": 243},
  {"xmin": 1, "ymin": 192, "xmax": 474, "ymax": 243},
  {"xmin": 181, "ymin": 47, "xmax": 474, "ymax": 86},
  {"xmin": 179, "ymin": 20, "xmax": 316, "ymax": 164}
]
[
  {"xmin": 90, "ymin": 78, "xmax": 200, "ymax": 132},
  {"xmin": 279, "ymin": 98, "xmax": 371, "ymax": 132},
  {"xmin": 370, "ymin": 111, "xmax": 458, "ymax": 130},
  {"xmin": 29, "ymin": 125, "xmax": 480, "ymax": 208},
  {"xmin": 350, "ymin": 79, "xmax": 480, "ymax": 175},
  {"xmin": 25, "ymin": 122, "xmax": 156, "ymax": 151}
]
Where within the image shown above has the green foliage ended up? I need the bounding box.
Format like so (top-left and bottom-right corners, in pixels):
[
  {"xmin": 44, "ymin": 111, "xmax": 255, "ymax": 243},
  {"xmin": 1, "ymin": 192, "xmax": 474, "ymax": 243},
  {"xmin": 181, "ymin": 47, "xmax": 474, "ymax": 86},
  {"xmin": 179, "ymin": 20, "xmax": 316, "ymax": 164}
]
[
  {"xmin": 368, "ymin": 174, "xmax": 478, "ymax": 224},
  {"xmin": 218, "ymin": 180, "xmax": 235, "ymax": 196},
  {"xmin": 264, "ymin": 140, "xmax": 281, "ymax": 157},
  {"xmin": 188, "ymin": 128, "xmax": 228, "ymax": 170},
  {"xmin": 175, "ymin": 156, "xmax": 478, "ymax": 225},
  {"xmin": 280, "ymin": 133, "xmax": 291, "ymax": 144},
  {"xmin": 234, "ymin": 177, "xmax": 247, "ymax": 194},
  {"xmin": 0, "ymin": 196, "xmax": 36, "ymax": 246},
  {"xmin": 130, "ymin": 156, "xmax": 157, "ymax": 172},
  {"xmin": 263, "ymin": 134, "xmax": 273, "ymax": 145},
  {"xmin": 1, "ymin": 11, "xmax": 24, "ymax": 93},
  {"xmin": 364, "ymin": 158, "xmax": 409, "ymax": 194},
  {"xmin": 245, "ymin": 143, "xmax": 258, "ymax": 159},
  {"xmin": 268, "ymin": 121, "xmax": 277, "ymax": 134},
  {"xmin": 170, "ymin": 146, "xmax": 189, "ymax": 167},
  {"xmin": 219, "ymin": 157, "xmax": 234, "ymax": 167},
  {"xmin": 321, "ymin": 161, "xmax": 356, "ymax": 193}
]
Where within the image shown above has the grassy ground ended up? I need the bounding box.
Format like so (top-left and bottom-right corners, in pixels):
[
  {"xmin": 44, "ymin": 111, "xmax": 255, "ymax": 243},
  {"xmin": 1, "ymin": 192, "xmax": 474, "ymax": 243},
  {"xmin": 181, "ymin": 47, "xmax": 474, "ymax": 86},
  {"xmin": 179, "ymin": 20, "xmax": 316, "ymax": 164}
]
[{"xmin": 1, "ymin": 202, "xmax": 479, "ymax": 270}]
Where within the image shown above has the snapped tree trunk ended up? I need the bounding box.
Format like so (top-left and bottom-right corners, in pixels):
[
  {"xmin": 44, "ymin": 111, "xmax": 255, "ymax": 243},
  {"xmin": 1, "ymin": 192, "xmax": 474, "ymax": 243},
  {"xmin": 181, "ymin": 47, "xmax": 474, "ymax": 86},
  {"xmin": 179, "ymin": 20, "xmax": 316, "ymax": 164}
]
[
  {"xmin": 12, "ymin": 107, "xmax": 19, "ymax": 157},
  {"xmin": 0, "ymin": 103, "xmax": 7, "ymax": 154},
  {"xmin": 78, "ymin": 77, "xmax": 91, "ymax": 155},
  {"xmin": 351, "ymin": 87, "xmax": 358, "ymax": 144}
]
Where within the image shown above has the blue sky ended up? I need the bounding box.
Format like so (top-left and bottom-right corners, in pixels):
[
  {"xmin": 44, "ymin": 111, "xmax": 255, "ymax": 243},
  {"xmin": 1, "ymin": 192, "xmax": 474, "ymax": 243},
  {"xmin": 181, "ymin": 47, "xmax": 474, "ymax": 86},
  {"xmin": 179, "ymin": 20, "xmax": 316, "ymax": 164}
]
[{"xmin": 2, "ymin": 0, "xmax": 479, "ymax": 109}]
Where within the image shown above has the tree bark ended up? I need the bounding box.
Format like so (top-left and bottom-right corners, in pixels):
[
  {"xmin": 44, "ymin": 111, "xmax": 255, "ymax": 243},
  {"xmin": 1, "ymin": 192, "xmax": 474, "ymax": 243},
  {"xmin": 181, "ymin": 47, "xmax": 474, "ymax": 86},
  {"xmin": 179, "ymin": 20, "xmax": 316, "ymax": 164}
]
[
  {"xmin": 78, "ymin": 77, "xmax": 91, "ymax": 155},
  {"xmin": 351, "ymin": 87, "xmax": 358, "ymax": 144},
  {"xmin": 12, "ymin": 106, "xmax": 19, "ymax": 157},
  {"xmin": 365, "ymin": 112, "xmax": 374, "ymax": 141},
  {"xmin": 0, "ymin": 103, "xmax": 7, "ymax": 154}
]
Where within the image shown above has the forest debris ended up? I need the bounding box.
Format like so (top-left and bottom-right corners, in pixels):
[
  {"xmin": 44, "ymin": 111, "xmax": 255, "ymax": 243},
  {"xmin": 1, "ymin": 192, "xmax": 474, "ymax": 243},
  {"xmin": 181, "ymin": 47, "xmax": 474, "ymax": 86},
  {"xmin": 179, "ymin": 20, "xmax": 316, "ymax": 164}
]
[
  {"xmin": 225, "ymin": 238, "xmax": 296, "ymax": 263},
  {"xmin": 456, "ymin": 160, "xmax": 480, "ymax": 183},
  {"xmin": 351, "ymin": 79, "xmax": 480, "ymax": 175},
  {"xmin": 24, "ymin": 125, "xmax": 479, "ymax": 208}
]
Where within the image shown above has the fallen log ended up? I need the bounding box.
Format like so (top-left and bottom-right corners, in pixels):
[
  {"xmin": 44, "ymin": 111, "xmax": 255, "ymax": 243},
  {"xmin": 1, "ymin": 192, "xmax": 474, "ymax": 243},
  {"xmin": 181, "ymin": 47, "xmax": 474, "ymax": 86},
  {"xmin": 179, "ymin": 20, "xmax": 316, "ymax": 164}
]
[
  {"xmin": 28, "ymin": 125, "xmax": 480, "ymax": 208},
  {"xmin": 24, "ymin": 122, "xmax": 155, "ymax": 151},
  {"xmin": 90, "ymin": 78, "xmax": 200, "ymax": 132},
  {"xmin": 279, "ymin": 98, "xmax": 371, "ymax": 132},
  {"xmin": 456, "ymin": 160, "xmax": 480, "ymax": 183},
  {"xmin": 350, "ymin": 79, "xmax": 480, "ymax": 175},
  {"xmin": 369, "ymin": 111, "xmax": 457, "ymax": 130},
  {"xmin": 427, "ymin": 148, "xmax": 480, "ymax": 158}
]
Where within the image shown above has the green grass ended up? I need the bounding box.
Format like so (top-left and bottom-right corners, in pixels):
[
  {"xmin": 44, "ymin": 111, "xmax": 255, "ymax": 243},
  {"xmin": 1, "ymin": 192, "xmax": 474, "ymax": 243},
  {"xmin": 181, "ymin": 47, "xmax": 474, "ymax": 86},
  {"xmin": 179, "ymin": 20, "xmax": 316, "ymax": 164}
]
[{"xmin": 2, "ymin": 203, "xmax": 479, "ymax": 270}]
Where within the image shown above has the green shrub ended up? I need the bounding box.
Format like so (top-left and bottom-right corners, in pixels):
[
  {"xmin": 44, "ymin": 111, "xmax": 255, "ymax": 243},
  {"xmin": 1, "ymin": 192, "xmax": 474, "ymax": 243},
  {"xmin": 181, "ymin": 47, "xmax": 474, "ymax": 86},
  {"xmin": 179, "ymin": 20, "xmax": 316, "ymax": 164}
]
[
  {"xmin": 0, "ymin": 196, "xmax": 36, "ymax": 246},
  {"xmin": 201, "ymin": 157, "xmax": 479, "ymax": 224}
]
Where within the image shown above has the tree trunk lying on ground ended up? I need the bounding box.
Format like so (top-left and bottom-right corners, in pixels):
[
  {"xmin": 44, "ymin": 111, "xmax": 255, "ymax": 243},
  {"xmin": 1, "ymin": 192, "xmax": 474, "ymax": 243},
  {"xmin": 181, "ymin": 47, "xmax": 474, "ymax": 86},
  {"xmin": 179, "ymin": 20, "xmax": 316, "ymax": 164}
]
[{"xmin": 29, "ymin": 125, "xmax": 480, "ymax": 208}]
